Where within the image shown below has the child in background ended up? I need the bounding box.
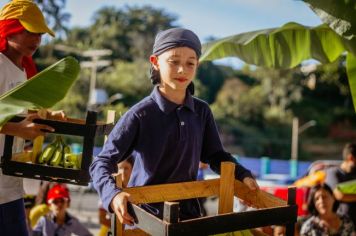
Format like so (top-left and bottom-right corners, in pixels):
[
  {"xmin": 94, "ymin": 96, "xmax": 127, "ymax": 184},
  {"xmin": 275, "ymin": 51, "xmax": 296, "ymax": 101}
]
[
  {"xmin": 90, "ymin": 27, "xmax": 259, "ymax": 226},
  {"xmin": 32, "ymin": 184, "xmax": 92, "ymax": 236}
]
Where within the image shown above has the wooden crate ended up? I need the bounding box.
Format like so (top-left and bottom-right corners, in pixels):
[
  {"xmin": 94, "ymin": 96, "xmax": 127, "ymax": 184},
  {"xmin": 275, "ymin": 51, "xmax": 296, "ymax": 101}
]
[
  {"xmin": 0, "ymin": 111, "xmax": 114, "ymax": 185},
  {"xmin": 111, "ymin": 162, "xmax": 297, "ymax": 236}
]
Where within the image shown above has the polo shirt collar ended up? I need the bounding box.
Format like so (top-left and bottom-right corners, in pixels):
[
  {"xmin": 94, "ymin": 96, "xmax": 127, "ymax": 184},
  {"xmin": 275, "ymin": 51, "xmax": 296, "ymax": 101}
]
[{"xmin": 151, "ymin": 85, "xmax": 195, "ymax": 114}]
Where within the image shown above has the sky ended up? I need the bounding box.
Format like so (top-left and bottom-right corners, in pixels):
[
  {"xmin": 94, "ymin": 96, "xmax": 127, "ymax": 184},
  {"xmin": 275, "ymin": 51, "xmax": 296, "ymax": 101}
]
[
  {"xmin": 0, "ymin": 0, "xmax": 322, "ymax": 40},
  {"xmin": 63, "ymin": 0, "xmax": 322, "ymax": 40},
  {"xmin": 0, "ymin": 0, "xmax": 323, "ymax": 67}
]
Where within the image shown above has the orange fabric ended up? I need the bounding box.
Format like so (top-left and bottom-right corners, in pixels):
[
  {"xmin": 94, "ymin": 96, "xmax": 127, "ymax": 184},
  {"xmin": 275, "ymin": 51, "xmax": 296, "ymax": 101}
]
[{"xmin": 0, "ymin": 19, "xmax": 37, "ymax": 78}]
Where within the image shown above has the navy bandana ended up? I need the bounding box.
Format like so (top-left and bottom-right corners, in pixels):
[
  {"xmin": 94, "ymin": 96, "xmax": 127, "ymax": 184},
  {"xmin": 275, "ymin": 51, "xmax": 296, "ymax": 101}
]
[{"xmin": 150, "ymin": 28, "xmax": 201, "ymax": 94}]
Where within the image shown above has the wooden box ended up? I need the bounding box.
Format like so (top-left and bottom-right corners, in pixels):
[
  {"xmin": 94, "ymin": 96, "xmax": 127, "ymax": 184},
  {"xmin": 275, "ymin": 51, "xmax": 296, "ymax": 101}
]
[{"xmin": 0, "ymin": 111, "xmax": 114, "ymax": 185}]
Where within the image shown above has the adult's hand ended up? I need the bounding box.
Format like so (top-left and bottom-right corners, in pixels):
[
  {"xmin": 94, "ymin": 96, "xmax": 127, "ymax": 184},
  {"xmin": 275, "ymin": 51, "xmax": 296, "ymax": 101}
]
[{"xmin": 1, "ymin": 113, "xmax": 54, "ymax": 140}]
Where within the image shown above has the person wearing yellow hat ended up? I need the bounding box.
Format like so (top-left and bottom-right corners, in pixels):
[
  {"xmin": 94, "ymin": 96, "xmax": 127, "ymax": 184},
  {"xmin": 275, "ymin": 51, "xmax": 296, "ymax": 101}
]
[{"xmin": 0, "ymin": 1, "xmax": 56, "ymax": 235}]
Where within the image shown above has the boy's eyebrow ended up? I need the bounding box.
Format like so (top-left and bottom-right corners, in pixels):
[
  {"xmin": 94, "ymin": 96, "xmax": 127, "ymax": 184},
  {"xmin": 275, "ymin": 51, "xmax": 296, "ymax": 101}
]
[{"xmin": 168, "ymin": 55, "xmax": 197, "ymax": 59}]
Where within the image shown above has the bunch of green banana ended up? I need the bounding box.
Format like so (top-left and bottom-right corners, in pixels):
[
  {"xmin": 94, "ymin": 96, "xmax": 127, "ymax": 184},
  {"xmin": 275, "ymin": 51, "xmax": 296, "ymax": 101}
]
[
  {"xmin": 37, "ymin": 136, "xmax": 61, "ymax": 164},
  {"xmin": 36, "ymin": 135, "xmax": 81, "ymax": 169}
]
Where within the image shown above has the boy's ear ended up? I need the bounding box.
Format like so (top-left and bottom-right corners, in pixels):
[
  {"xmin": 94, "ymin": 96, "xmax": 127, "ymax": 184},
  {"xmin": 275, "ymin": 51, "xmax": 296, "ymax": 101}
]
[{"xmin": 150, "ymin": 55, "xmax": 159, "ymax": 70}]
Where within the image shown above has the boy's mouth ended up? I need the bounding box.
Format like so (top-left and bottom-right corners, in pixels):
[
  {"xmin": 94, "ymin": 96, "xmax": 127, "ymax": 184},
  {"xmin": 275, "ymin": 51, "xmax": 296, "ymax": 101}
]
[{"xmin": 175, "ymin": 78, "xmax": 188, "ymax": 82}]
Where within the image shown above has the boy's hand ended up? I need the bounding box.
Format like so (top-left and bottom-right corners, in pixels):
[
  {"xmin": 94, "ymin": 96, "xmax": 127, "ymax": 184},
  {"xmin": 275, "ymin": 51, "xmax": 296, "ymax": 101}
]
[
  {"xmin": 240, "ymin": 177, "xmax": 259, "ymax": 207},
  {"xmin": 243, "ymin": 176, "xmax": 259, "ymax": 191},
  {"xmin": 110, "ymin": 192, "xmax": 134, "ymax": 225}
]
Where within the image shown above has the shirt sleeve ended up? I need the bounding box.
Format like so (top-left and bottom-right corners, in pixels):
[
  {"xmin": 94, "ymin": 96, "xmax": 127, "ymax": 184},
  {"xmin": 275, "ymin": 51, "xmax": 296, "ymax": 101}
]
[
  {"xmin": 200, "ymin": 107, "xmax": 253, "ymax": 181},
  {"xmin": 71, "ymin": 217, "xmax": 93, "ymax": 236},
  {"xmin": 325, "ymin": 167, "xmax": 339, "ymax": 190},
  {"xmin": 89, "ymin": 110, "xmax": 139, "ymax": 212},
  {"xmin": 32, "ymin": 216, "xmax": 45, "ymax": 236}
]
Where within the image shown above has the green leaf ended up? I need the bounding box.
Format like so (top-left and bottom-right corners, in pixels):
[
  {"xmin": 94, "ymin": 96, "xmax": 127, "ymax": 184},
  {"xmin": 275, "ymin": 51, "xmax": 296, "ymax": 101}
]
[
  {"xmin": 0, "ymin": 56, "xmax": 80, "ymax": 126},
  {"xmin": 347, "ymin": 52, "xmax": 356, "ymax": 111},
  {"xmin": 303, "ymin": 0, "xmax": 356, "ymax": 40},
  {"xmin": 200, "ymin": 22, "xmax": 353, "ymax": 68}
]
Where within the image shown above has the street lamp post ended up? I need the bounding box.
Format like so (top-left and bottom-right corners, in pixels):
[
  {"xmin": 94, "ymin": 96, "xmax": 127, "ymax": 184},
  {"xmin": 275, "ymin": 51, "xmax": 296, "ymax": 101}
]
[
  {"xmin": 291, "ymin": 117, "xmax": 317, "ymax": 160},
  {"xmin": 290, "ymin": 117, "xmax": 316, "ymax": 179}
]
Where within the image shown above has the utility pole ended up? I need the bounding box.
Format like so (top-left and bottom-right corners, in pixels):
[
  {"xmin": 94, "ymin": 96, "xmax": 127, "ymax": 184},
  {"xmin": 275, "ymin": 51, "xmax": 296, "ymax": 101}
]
[
  {"xmin": 53, "ymin": 45, "xmax": 113, "ymax": 110},
  {"xmin": 80, "ymin": 49, "xmax": 112, "ymax": 110},
  {"xmin": 291, "ymin": 117, "xmax": 316, "ymax": 160}
]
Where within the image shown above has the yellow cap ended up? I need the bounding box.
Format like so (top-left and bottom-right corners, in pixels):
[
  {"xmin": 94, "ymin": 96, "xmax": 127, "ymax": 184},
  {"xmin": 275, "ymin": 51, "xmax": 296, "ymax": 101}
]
[{"xmin": 0, "ymin": 0, "xmax": 55, "ymax": 37}]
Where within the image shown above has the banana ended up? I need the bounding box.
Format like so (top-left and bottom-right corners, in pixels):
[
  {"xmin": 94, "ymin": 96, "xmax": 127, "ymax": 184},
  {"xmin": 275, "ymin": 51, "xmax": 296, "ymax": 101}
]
[
  {"xmin": 37, "ymin": 141, "xmax": 58, "ymax": 164},
  {"xmin": 64, "ymin": 153, "xmax": 77, "ymax": 169},
  {"xmin": 31, "ymin": 136, "xmax": 44, "ymax": 163},
  {"xmin": 49, "ymin": 146, "xmax": 63, "ymax": 167},
  {"xmin": 60, "ymin": 143, "xmax": 71, "ymax": 168},
  {"xmin": 37, "ymin": 136, "xmax": 62, "ymax": 164},
  {"xmin": 49, "ymin": 136, "xmax": 65, "ymax": 167}
]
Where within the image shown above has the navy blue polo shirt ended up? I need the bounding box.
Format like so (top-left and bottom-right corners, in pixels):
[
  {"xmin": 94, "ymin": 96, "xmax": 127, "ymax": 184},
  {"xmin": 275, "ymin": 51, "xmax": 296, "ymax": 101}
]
[{"xmin": 90, "ymin": 86, "xmax": 252, "ymax": 219}]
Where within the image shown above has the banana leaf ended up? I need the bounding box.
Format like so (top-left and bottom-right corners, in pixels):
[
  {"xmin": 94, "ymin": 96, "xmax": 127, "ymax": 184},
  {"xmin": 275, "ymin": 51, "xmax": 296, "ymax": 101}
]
[
  {"xmin": 303, "ymin": 0, "xmax": 356, "ymax": 40},
  {"xmin": 347, "ymin": 52, "xmax": 356, "ymax": 110},
  {"xmin": 200, "ymin": 22, "xmax": 355, "ymax": 67},
  {"xmin": 200, "ymin": 22, "xmax": 356, "ymax": 110},
  {"xmin": 0, "ymin": 56, "xmax": 80, "ymax": 126}
]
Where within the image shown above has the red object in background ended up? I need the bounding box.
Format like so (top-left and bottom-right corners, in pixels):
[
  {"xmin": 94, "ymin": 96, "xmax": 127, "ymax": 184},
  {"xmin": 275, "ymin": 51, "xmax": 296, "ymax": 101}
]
[
  {"xmin": 47, "ymin": 184, "xmax": 70, "ymax": 204},
  {"xmin": 261, "ymin": 186, "xmax": 309, "ymax": 216}
]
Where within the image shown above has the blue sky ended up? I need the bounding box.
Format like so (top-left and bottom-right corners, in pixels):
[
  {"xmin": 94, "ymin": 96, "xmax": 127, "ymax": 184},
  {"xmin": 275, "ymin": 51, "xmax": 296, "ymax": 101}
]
[
  {"xmin": 64, "ymin": 0, "xmax": 322, "ymax": 40},
  {"xmin": 0, "ymin": 0, "xmax": 322, "ymax": 40}
]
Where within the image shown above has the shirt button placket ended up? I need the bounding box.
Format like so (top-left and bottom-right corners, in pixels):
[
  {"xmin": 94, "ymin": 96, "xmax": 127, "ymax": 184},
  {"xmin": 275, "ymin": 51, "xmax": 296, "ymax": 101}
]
[{"xmin": 177, "ymin": 107, "xmax": 187, "ymax": 141}]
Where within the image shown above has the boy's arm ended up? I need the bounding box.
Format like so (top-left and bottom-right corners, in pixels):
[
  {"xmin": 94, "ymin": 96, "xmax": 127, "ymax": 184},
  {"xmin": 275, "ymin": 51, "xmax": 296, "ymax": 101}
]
[{"xmin": 89, "ymin": 111, "xmax": 139, "ymax": 213}]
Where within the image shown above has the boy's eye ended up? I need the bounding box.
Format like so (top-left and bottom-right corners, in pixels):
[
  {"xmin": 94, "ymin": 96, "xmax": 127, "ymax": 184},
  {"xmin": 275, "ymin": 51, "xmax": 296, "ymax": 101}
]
[
  {"xmin": 168, "ymin": 60, "xmax": 179, "ymax": 65},
  {"xmin": 187, "ymin": 62, "xmax": 196, "ymax": 66}
]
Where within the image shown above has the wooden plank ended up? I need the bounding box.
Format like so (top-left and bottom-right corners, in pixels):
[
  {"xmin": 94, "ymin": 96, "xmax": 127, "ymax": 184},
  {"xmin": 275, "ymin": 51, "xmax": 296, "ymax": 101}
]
[
  {"xmin": 124, "ymin": 229, "xmax": 150, "ymax": 236},
  {"xmin": 163, "ymin": 202, "xmax": 179, "ymax": 223},
  {"xmin": 286, "ymin": 187, "xmax": 297, "ymax": 236},
  {"xmin": 114, "ymin": 173, "xmax": 124, "ymax": 236},
  {"xmin": 124, "ymin": 179, "xmax": 220, "ymax": 204},
  {"xmin": 218, "ymin": 162, "xmax": 235, "ymax": 214},
  {"xmin": 234, "ymin": 180, "xmax": 287, "ymax": 208},
  {"xmin": 105, "ymin": 110, "xmax": 116, "ymax": 143},
  {"xmin": 167, "ymin": 205, "xmax": 298, "ymax": 236}
]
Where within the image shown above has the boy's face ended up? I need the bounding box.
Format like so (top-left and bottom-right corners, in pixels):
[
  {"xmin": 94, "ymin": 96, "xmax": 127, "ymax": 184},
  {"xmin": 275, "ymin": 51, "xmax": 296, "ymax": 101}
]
[
  {"xmin": 49, "ymin": 198, "xmax": 69, "ymax": 215},
  {"xmin": 150, "ymin": 47, "xmax": 198, "ymax": 92},
  {"xmin": 7, "ymin": 30, "xmax": 42, "ymax": 57}
]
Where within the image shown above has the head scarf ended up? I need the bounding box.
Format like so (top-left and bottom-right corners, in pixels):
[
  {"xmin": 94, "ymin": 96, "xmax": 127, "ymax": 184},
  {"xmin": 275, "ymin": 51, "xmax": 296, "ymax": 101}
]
[
  {"xmin": 0, "ymin": 19, "xmax": 37, "ymax": 78},
  {"xmin": 150, "ymin": 28, "xmax": 201, "ymax": 94}
]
